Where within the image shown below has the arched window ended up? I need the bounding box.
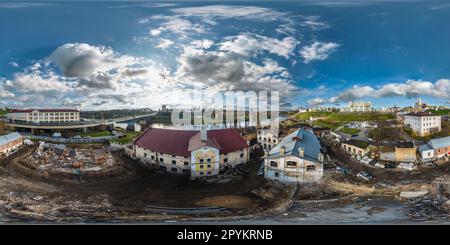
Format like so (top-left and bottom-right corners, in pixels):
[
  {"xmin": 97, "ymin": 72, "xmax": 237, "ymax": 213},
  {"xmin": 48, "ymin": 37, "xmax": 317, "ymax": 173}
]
[
  {"xmin": 306, "ymin": 165, "xmax": 316, "ymax": 171},
  {"xmin": 286, "ymin": 161, "xmax": 297, "ymax": 167}
]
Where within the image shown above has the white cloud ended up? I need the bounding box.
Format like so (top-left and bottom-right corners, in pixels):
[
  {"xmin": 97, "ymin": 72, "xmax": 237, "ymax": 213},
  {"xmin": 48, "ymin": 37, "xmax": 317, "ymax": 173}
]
[
  {"xmin": 300, "ymin": 16, "xmax": 330, "ymax": 31},
  {"xmin": 156, "ymin": 38, "xmax": 175, "ymax": 49},
  {"xmin": 8, "ymin": 61, "xmax": 19, "ymax": 67},
  {"xmin": 191, "ymin": 39, "xmax": 214, "ymax": 49},
  {"xmin": 219, "ymin": 33, "xmax": 298, "ymax": 58},
  {"xmin": 308, "ymin": 79, "xmax": 450, "ymax": 105},
  {"xmin": 170, "ymin": 5, "xmax": 285, "ymax": 20},
  {"xmin": 150, "ymin": 28, "xmax": 162, "ymax": 36},
  {"xmin": 300, "ymin": 41, "xmax": 340, "ymax": 63},
  {"xmin": 141, "ymin": 15, "xmax": 205, "ymax": 35}
]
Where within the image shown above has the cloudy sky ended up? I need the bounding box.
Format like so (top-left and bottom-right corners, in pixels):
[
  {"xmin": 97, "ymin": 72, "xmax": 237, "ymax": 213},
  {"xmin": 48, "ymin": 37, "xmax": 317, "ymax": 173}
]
[{"xmin": 0, "ymin": 1, "xmax": 449, "ymax": 110}]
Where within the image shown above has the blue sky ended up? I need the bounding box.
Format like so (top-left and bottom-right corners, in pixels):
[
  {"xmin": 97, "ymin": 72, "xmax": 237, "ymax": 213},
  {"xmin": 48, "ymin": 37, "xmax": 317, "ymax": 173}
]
[{"xmin": 0, "ymin": 1, "xmax": 449, "ymax": 110}]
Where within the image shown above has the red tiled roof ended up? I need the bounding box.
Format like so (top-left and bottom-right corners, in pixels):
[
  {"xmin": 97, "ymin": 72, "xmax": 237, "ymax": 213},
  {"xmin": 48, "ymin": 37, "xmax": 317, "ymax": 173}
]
[
  {"xmin": 9, "ymin": 109, "xmax": 79, "ymax": 113},
  {"xmin": 134, "ymin": 128, "xmax": 249, "ymax": 157}
]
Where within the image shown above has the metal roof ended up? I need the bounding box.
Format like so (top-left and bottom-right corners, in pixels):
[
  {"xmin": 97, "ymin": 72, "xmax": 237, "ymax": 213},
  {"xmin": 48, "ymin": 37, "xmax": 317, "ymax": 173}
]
[
  {"xmin": 0, "ymin": 132, "xmax": 22, "ymax": 146},
  {"xmin": 429, "ymin": 136, "xmax": 450, "ymax": 149},
  {"xmin": 266, "ymin": 128, "xmax": 322, "ymax": 163}
]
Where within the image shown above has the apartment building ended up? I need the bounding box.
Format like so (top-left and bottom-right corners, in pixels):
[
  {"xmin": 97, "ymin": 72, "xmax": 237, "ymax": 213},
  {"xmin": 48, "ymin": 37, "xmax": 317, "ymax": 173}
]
[
  {"xmin": 403, "ymin": 112, "xmax": 441, "ymax": 136},
  {"xmin": 341, "ymin": 101, "xmax": 372, "ymax": 113},
  {"xmin": 263, "ymin": 128, "xmax": 324, "ymax": 183},
  {"xmin": 257, "ymin": 129, "xmax": 279, "ymax": 150},
  {"xmin": 7, "ymin": 109, "xmax": 80, "ymax": 123},
  {"xmin": 133, "ymin": 127, "xmax": 249, "ymax": 178}
]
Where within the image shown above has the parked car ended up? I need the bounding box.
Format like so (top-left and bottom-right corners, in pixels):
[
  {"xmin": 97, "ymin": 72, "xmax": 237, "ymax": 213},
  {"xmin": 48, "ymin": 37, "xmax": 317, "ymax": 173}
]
[
  {"xmin": 73, "ymin": 135, "xmax": 82, "ymax": 139},
  {"xmin": 52, "ymin": 133, "xmax": 62, "ymax": 138},
  {"xmin": 357, "ymin": 171, "xmax": 373, "ymax": 181}
]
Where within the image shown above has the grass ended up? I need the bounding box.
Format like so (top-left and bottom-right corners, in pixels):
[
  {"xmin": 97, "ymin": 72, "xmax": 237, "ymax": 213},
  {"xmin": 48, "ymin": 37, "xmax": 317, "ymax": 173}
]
[
  {"xmin": 80, "ymin": 130, "xmax": 111, "ymax": 137},
  {"xmin": 0, "ymin": 110, "xmax": 7, "ymax": 116},
  {"xmin": 344, "ymin": 139, "xmax": 370, "ymax": 149},
  {"xmin": 294, "ymin": 112, "xmax": 395, "ymax": 130},
  {"xmin": 339, "ymin": 127, "xmax": 362, "ymax": 135},
  {"xmin": 426, "ymin": 109, "xmax": 450, "ymax": 116},
  {"xmin": 110, "ymin": 131, "xmax": 141, "ymax": 145}
]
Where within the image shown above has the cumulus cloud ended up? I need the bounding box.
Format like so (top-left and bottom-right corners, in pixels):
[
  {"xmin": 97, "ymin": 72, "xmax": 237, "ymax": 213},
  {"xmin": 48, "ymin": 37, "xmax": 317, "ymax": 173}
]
[
  {"xmin": 170, "ymin": 5, "xmax": 285, "ymax": 20},
  {"xmin": 219, "ymin": 33, "xmax": 298, "ymax": 58},
  {"xmin": 308, "ymin": 79, "xmax": 450, "ymax": 105},
  {"xmin": 300, "ymin": 41, "xmax": 340, "ymax": 63},
  {"xmin": 156, "ymin": 38, "xmax": 175, "ymax": 49},
  {"xmin": 191, "ymin": 39, "xmax": 214, "ymax": 49}
]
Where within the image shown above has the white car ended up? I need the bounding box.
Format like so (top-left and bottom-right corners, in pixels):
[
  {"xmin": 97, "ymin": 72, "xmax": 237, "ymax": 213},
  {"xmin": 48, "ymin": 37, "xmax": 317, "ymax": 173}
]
[{"xmin": 357, "ymin": 171, "xmax": 373, "ymax": 181}]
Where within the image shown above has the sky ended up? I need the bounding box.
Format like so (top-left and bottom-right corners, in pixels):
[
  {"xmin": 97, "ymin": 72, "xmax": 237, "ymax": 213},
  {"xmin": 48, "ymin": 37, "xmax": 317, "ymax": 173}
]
[{"xmin": 0, "ymin": 1, "xmax": 449, "ymax": 110}]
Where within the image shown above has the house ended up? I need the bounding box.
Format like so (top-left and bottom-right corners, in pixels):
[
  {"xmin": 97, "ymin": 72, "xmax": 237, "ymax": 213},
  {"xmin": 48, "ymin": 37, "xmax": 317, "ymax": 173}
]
[
  {"xmin": 7, "ymin": 109, "xmax": 80, "ymax": 123},
  {"xmin": 341, "ymin": 139, "xmax": 370, "ymax": 157},
  {"xmin": 379, "ymin": 142, "xmax": 417, "ymax": 162},
  {"xmin": 263, "ymin": 128, "xmax": 324, "ymax": 183},
  {"xmin": 0, "ymin": 132, "xmax": 23, "ymax": 155},
  {"xmin": 257, "ymin": 129, "xmax": 279, "ymax": 150},
  {"xmin": 403, "ymin": 112, "xmax": 441, "ymax": 136},
  {"xmin": 429, "ymin": 136, "xmax": 450, "ymax": 159},
  {"xmin": 133, "ymin": 127, "xmax": 249, "ymax": 178},
  {"xmin": 419, "ymin": 136, "xmax": 450, "ymax": 161}
]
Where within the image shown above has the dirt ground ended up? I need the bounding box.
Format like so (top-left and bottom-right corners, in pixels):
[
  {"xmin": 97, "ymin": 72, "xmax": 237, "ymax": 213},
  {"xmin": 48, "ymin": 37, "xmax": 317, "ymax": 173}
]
[{"xmin": 0, "ymin": 146, "xmax": 286, "ymax": 222}]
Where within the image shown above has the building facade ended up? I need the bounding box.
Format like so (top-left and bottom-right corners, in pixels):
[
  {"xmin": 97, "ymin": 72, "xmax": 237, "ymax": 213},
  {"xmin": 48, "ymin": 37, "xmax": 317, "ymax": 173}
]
[
  {"xmin": 7, "ymin": 109, "xmax": 80, "ymax": 123},
  {"xmin": 403, "ymin": 112, "xmax": 441, "ymax": 136},
  {"xmin": 0, "ymin": 132, "xmax": 23, "ymax": 155},
  {"xmin": 419, "ymin": 136, "xmax": 450, "ymax": 161},
  {"xmin": 133, "ymin": 127, "xmax": 249, "ymax": 178},
  {"xmin": 379, "ymin": 142, "xmax": 417, "ymax": 162},
  {"xmin": 341, "ymin": 101, "xmax": 372, "ymax": 113},
  {"xmin": 264, "ymin": 129, "xmax": 324, "ymax": 183},
  {"xmin": 257, "ymin": 129, "xmax": 279, "ymax": 150},
  {"xmin": 341, "ymin": 139, "xmax": 370, "ymax": 157}
]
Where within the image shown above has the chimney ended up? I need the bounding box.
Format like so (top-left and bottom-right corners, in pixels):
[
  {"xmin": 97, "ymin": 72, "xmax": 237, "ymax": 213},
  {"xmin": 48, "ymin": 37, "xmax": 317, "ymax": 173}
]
[
  {"xmin": 200, "ymin": 125, "xmax": 207, "ymax": 142},
  {"xmin": 298, "ymin": 147, "xmax": 304, "ymax": 157},
  {"xmin": 280, "ymin": 146, "xmax": 286, "ymax": 155}
]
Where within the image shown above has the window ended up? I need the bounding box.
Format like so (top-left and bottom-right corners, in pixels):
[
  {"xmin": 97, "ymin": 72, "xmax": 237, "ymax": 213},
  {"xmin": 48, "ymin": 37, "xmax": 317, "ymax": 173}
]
[
  {"xmin": 151, "ymin": 155, "xmax": 155, "ymax": 160},
  {"xmin": 184, "ymin": 161, "xmax": 189, "ymax": 166},
  {"xmin": 274, "ymin": 172, "xmax": 279, "ymax": 178},
  {"xmin": 224, "ymin": 158, "xmax": 228, "ymax": 163},
  {"xmin": 172, "ymin": 160, "xmax": 176, "ymax": 165},
  {"xmin": 207, "ymin": 158, "xmax": 211, "ymax": 163},
  {"xmin": 144, "ymin": 153, "xmax": 147, "ymax": 158},
  {"xmin": 306, "ymin": 165, "xmax": 316, "ymax": 171},
  {"xmin": 200, "ymin": 165, "xmax": 204, "ymax": 169},
  {"xmin": 240, "ymin": 153, "xmax": 244, "ymax": 158},
  {"xmin": 171, "ymin": 168, "xmax": 177, "ymax": 172},
  {"xmin": 286, "ymin": 161, "xmax": 297, "ymax": 167},
  {"xmin": 200, "ymin": 159, "xmax": 204, "ymax": 163},
  {"xmin": 172, "ymin": 155, "xmax": 176, "ymax": 158},
  {"xmin": 270, "ymin": 161, "xmax": 278, "ymax": 167},
  {"xmin": 207, "ymin": 171, "xmax": 211, "ymax": 175},
  {"xmin": 200, "ymin": 172, "xmax": 204, "ymax": 175},
  {"xmin": 159, "ymin": 158, "xmax": 164, "ymax": 163},
  {"xmin": 207, "ymin": 164, "xmax": 211, "ymax": 168}
]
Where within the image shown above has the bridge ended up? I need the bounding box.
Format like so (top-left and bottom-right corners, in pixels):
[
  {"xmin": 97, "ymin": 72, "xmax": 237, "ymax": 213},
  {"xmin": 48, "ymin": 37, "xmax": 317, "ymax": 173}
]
[{"xmin": 6, "ymin": 112, "xmax": 157, "ymax": 133}]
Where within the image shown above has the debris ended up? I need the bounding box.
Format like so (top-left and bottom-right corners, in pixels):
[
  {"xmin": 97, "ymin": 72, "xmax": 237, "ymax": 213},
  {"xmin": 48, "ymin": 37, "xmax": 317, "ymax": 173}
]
[{"xmin": 400, "ymin": 191, "xmax": 429, "ymax": 199}]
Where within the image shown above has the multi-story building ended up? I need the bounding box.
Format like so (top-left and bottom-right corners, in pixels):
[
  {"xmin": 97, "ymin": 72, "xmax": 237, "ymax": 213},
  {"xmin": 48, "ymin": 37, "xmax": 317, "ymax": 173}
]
[
  {"xmin": 341, "ymin": 101, "xmax": 372, "ymax": 113},
  {"xmin": 263, "ymin": 128, "xmax": 324, "ymax": 183},
  {"xmin": 403, "ymin": 112, "xmax": 441, "ymax": 136},
  {"xmin": 7, "ymin": 109, "xmax": 80, "ymax": 123},
  {"xmin": 133, "ymin": 127, "xmax": 249, "ymax": 178},
  {"xmin": 0, "ymin": 132, "xmax": 23, "ymax": 155},
  {"xmin": 379, "ymin": 142, "xmax": 417, "ymax": 163},
  {"xmin": 257, "ymin": 129, "xmax": 279, "ymax": 150}
]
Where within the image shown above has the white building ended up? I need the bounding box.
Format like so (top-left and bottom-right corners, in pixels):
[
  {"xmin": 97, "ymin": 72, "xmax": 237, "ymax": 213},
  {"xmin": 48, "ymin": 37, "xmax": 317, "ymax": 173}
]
[
  {"xmin": 0, "ymin": 132, "xmax": 23, "ymax": 155},
  {"xmin": 257, "ymin": 129, "xmax": 279, "ymax": 150},
  {"xmin": 403, "ymin": 112, "xmax": 441, "ymax": 136},
  {"xmin": 7, "ymin": 109, "xmax": 80, "ymax": 123},
  {"xmin": 133, "ymin": 127, "xmax": 249, "ymax": 178},
  {"xmin": 419, "ymin": 136, "xmax": 450, "ymax": 161},
  {"xmin": 341, "ymin": 101, "xmax": 372, "ymax": 113},
  {"xmin": 263, "ymin": 128, "xmax": 324, "ymax": 183}
]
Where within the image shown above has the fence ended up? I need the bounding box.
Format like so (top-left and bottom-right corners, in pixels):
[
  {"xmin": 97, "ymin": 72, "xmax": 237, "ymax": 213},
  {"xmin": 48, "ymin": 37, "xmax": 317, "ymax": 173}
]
[{"xmin": 23, "ymin": 135, "xmax": 116, "ymax": 144}]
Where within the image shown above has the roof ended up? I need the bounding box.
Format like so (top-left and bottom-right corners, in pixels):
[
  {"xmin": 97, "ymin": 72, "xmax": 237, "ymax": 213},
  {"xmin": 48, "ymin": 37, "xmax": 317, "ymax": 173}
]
[
  {"xmin": 9, "ymin": 109, "xmax": 79, "ymax": 113},
  {"xmin": 429, "ymin": 136, "xmax": 450, "ymax": 149},
  {"xmin": 404, "ymin": 112, "xmax": 438, "ymax": 117},
  {"xmin": 342, "ymin": 139, "xmax": 370, "ymax": 149},
  {"xmin": 266, "ymin": 128, "xmax": 322, "ymax": 163},
  {"xmin": 0, "ymin": 132, "xmax": 22, "ymax": 146},
  {"xmin": 188, "ymin": 132, "xmax": 221, "ymax": 152},
  {"xmin": 134, "ymin": 127, "xmax": 248, "ymax": 157},
  {"xmin": 419, "ymin": 144, "xmax": 433, "ymax": 152}
]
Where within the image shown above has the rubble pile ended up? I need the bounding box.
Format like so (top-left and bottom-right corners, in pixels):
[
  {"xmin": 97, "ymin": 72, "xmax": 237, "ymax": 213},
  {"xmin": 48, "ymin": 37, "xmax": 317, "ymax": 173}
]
[{"xmin": 27, "ymin": 142, "xmax": 115, "ymax": 173}]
